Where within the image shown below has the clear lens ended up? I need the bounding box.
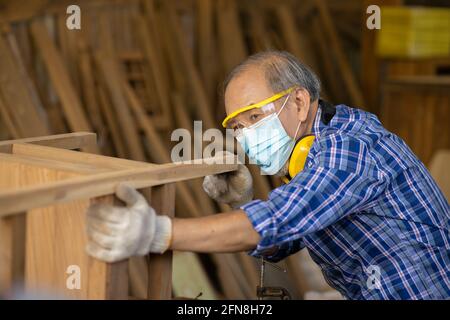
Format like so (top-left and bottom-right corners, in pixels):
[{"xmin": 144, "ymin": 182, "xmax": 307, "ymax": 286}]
[{"xmin": 226, "ymin": 102, "xmax": 277, "ymax": 131}]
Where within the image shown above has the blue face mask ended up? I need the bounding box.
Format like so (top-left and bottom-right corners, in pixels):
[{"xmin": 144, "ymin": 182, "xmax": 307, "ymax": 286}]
[{"xmin": 236, "ymin": 95, "xmax": 301, "ymax": 175}]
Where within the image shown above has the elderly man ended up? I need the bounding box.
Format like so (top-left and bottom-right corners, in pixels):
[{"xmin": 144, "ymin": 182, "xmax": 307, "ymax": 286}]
[{"xmin": 86, "ymin": 51, "xmax": 449, "ymax": 299}]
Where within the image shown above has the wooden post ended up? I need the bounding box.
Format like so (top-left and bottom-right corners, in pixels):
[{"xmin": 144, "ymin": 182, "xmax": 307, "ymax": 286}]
[{"xmin": 147, "ymin": 183, "xmax": 176, "ymax": 299}]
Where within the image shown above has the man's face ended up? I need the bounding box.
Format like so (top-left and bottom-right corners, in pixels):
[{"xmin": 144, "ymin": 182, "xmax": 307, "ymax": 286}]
[{"xmin": 224, "ymin": 66, "xmax": 310, "ymax": 139}]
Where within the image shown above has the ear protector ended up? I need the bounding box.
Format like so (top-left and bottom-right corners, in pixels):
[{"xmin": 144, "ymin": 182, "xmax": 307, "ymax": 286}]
[{"xmin": 281, "ymin": 135, "xmax": 315, "ymax": 184}]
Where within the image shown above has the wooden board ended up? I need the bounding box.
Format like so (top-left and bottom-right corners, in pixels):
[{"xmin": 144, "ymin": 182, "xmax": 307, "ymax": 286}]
[
  {"xmin": 94, "ymin": 51, "xmax": 146, "ymax": 161},
  {"xmin": 0, "ymin": 143, "xmax": 237, "ymax": 216},
  {"xmin": 0, "ymin": 158, "xmax": 128, "ymax": 299},
  {"xmin": 0, "ymin": 132, "xmax": 97, "ymax": 154},
  {"xmin": 147, "ymin": 183, "xmax": 176, "ymax": 299},
  {"xmin": 0, "ymin": 31, "xmax": 49, "ymax": 138},
  {"xmin": 30, "ymin": 20, "xmax": 97, "ymax": 154},
  {"xmin": 381, "ymin": 77, "xmax": 450, "ymax": 164}
]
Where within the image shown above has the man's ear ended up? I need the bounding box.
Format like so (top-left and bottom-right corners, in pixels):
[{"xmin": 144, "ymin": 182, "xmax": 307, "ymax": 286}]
[{"xmin": 294, "ymin": 88, "xmax": 310, "ymax": 122}]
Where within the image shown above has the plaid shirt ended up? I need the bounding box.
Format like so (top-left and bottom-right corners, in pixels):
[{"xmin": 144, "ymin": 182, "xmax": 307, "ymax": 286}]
[{"xmin": 242, "ymin": 103, "xmax": 450, "ymax": 300}]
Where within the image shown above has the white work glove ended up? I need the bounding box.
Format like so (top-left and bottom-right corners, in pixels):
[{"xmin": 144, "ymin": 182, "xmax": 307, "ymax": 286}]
[
  {"xmin": 203, "ymin": 151, "xmax": 253, "ymax": 209},
  {"xmin": 85, "ymin": 183, "xmax": 172, "ymax": 263}
]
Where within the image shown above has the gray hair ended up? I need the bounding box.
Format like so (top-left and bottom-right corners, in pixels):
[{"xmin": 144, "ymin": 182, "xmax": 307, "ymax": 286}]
[{"xmin": 223, "ymin": 50, "xmax": 321, "ymax": 102}]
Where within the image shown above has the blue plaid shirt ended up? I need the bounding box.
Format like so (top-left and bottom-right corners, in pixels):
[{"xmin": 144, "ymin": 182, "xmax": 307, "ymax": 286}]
[{"xmin": 242, "ymin": 103, "xmax": 450, "ymax": 300}]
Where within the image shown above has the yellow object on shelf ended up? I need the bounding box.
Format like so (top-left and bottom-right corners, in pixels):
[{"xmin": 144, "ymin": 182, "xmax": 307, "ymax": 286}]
[{"xmin": 377, "ymin": 6, "xmax": 450, "ymax": 58}]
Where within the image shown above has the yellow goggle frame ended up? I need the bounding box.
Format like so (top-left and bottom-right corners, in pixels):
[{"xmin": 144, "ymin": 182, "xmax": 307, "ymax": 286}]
[{"xmin": 222, "ymin": 87, "xmax": 295, "ymax": 128}]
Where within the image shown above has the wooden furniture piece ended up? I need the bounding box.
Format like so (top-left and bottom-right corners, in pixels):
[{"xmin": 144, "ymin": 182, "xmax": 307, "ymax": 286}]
[
  {"xmin": 0, "ymin": 132, "xmax": 237, "ymax": 299},
  {"xmin": 381, "ymin": 76, "xmax": 450, "ymax": 165}
]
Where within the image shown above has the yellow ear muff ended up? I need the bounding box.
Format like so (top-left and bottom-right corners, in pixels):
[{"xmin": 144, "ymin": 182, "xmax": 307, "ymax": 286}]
[{"xmin": 287, "ymin": 135, "xmax": 315, "ymax": 181}]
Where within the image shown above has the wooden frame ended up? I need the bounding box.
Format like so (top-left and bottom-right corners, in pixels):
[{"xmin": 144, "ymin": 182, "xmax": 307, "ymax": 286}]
[{"xmin": 0, "ymin": 132, "xmax": 237, "ymax": 299}]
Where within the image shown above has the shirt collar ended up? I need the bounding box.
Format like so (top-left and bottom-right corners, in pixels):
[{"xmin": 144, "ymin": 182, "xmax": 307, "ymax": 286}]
[
  {"xmin": 311, "ymin": 101, "xmax": 323, "ymax": 138},
  {"xmin": 311, "ymin": 99, "xmax": 336, "ymax": 139}
]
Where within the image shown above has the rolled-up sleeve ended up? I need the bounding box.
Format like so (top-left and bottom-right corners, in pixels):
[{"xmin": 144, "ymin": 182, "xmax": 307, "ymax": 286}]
[{"xmin": 242, "ymin": 165, "xmax": 387, "ymax": 260}]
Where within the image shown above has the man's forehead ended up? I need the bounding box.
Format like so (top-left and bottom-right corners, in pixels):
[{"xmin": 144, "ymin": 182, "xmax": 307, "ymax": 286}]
[{"xmin": 224, "ymin": 68, "xmax": 274, "ymax": 114}]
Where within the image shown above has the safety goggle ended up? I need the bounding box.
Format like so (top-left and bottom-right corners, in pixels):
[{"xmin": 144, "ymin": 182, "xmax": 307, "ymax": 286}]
[{"xmin": 222, "ymin": 87, "xmax": 295, "ymax": 130}]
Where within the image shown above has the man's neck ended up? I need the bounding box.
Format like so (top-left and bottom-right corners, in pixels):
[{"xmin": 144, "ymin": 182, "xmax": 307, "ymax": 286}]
[{"xmin": 305, "ymin": 100, "xmax": 319, "ymax": 135}]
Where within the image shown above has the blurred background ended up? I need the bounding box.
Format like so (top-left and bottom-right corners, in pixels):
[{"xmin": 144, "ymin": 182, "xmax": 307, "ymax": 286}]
[{"xmin": 0, "ymin": 0, "xmax": 449, "ymax": 299}]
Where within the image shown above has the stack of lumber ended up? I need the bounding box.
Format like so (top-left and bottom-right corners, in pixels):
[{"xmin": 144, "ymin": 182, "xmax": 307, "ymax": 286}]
[{"xmin": 0, "ymin": 0, "xmax": 365, "ymax": 299}]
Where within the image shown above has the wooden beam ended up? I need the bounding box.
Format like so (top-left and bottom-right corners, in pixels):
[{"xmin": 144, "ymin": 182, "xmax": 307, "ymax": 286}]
[
  {"xmin": 196, "ymin": 0, "xmax": 217, "ymax": 106},
  {"xmin": 0, "ymin": 214, "xmax": 25, "ymax": 294},
  {"xmin": 94, "ymin": 51, "xmax": 146, "ymax": 161},
  {"xmin": 0, "ymin": 152, "xmax": 111, "ymax": 175},
  {"xmin": 276, "ymin": 5, "xmax": 320, "ymax": 75},
  {"xmin": 96, "ymin": 84, "xmax": 128, "ymax": 158},
  {"xmin": 10, "ymin": 141, "xmax": 149, "ymax": 171},
  {"xmin": 0, "ymin": 132, "xmax": 97, "ymax": 154},
  {"xmin": 147, "ymin": 183, "xmax": 176, "ymax": 299},
  {"xmin": 314, "ymin": 0, "xmax": 365, "ymax": 107},
  {"xmin": 216, "ymin": 0, "xmax": 247, "ymax": 73},
  {"xmin": 77, "ymin": 41, "xmax": 107, "ymax": 142},
  {"xmin": 0, "ymin": 93, "xmax": 20, "ymax": 139},
  {"xmin": 0, "ymin": 31, "xmax": 50, "ymax": 138},
  {"xmin": 0, "ymin": 0, "xmax": 141, "ymax": 23},
  {"xmin": 29, "ymin": 20, "xmax": 98, "ymax": 153},
  {"xmin": 135, "ymin": 14, "xmax": 172, "ymax": 126},
  {"xmin": 162, "ymin": 1, "xmax": 215, "ymax": 129},
  {"xmin": 0, "ymin": 147, "xmax": 237, "ymax": 217}
]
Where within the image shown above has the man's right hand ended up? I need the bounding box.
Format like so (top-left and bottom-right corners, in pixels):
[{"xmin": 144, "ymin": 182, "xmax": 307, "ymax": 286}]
[{"xmin": 203, "ymin": 151, "xmax": 253, "ymax": 209}]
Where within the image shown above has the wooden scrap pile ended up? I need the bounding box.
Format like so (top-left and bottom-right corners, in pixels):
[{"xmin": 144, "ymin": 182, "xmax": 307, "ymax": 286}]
[{"xmin": 0, "ymin": 0, "xmax": 364, "ymax": 299}]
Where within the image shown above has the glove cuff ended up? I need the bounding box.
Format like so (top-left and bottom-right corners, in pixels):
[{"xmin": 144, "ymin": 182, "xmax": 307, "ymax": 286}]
[{"xmin": 148, "ymin": 215, "xmax": 172, "ymax": 254}]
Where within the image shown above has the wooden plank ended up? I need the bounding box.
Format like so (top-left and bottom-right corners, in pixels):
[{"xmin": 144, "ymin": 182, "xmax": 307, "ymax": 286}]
[
  {"xmin": 0, "ymin": 31, "xmax": 49, "ymax": 138},
  {"xmin": 0, "ymin": 152, "xmax": 111, "ymax": 175},
  {"xmin": 275, "ymin": 5, "xmax": 320, "ymax": 76},
  {"xmin": 29, "ymin": 21, "xmax": 93, "ymax": 133},
  {"xmin": 96, "ymin": 84, "xmax": 128, "ymax": 158},
  {"xmin": 135, "ymin": 14, "xmax": 172, "ymax": 126},
  {"xmin": 0, "ymin": 93, "xmax": 20, "ymax": 139},
  {"xmin": 0, "ymin": 148, "xmax": 237, "ymax": 217},
  {"xmin": 196, "ymin": 0, "xmax": 217, "ymax": 105},
  {"xmin": 11, "ymin": 142, "xmax": 149, "ymax": 171},
  {"xmin": 314, "ymin": 0, "xmax": 365, "ymax": 107},
  {"xmin": 87, "ymin": 194, "xmax": 129, "ymax": 299},
  {"xmin": 94, "ymin": 51, "xmax": 146, "ymax": 161},
  {"xmin": 0, "ymin": 132, "xmax": 97, "ymax": 154},
  {"xmin": 162, "ymin": 1, "xmax": 215, "ymax": 129},
  {"xmin": 0, "ymin": 214, "xmax": 25, "ymax": 294},
  {"xmin": 216, "ymin": 0, "xmax": 247, "ymax": 74},
  {"xmin": 0, "ymin": 0, "xmax": 147, "ymax": 24},
  {"xmin": 246, "ymin": 6, "xmax": 273, "ymax": 52},
  {"xmin": 147, "ymin": 183, "xmax": 176, "ymax": 299},
  {"xmin": 56, "ymin": 12, "xmax": 81, "ymax": 94},
  {"xmin": 8, "ymin": 162, "xmax": 128, "ymax": 299},
  {"xmin": 311, "ymin": 18, "xmax": 343, "ymax": 102},
  {"xmin": 77, "ymin": 41, "xmax": 107, "ymax": 142}
]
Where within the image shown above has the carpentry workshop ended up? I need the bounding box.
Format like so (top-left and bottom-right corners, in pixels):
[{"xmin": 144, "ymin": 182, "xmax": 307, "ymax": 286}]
[{"xmin": 0, "ymin": 0, "xmax": 449, "ymax": 304}]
